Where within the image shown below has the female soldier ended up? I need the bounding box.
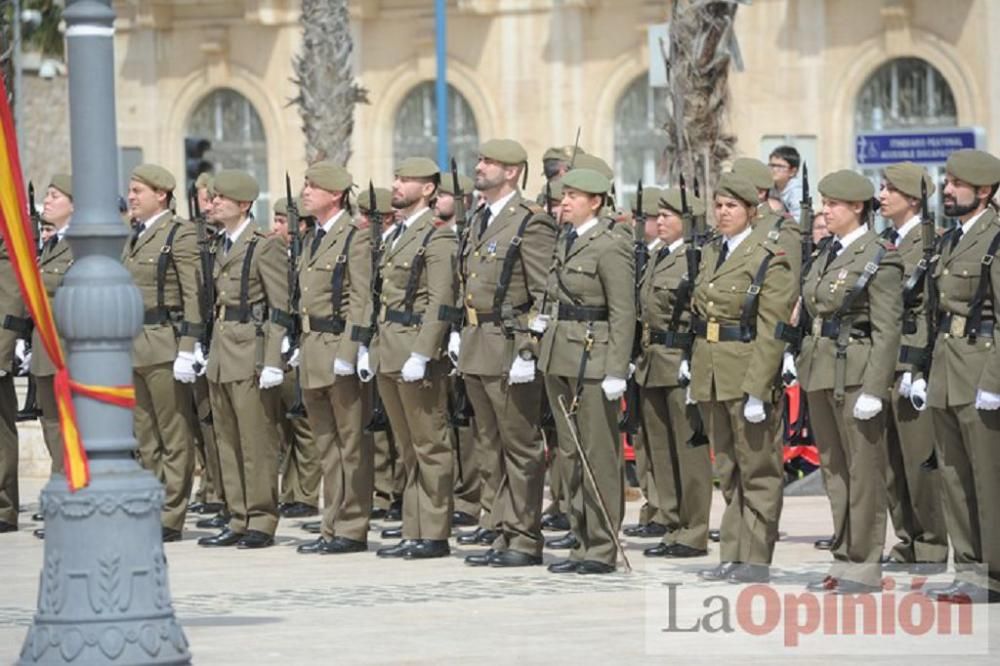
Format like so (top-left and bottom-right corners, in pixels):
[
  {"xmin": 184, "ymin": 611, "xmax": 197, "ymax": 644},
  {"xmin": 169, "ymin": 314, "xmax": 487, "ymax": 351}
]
[
  {"xmin": 797, "ymin": 170, "xmax": 902, "ymax": 594},
  {"xmin": 690, "ymin": 174, "xmax": 795, "ymax": 584}
]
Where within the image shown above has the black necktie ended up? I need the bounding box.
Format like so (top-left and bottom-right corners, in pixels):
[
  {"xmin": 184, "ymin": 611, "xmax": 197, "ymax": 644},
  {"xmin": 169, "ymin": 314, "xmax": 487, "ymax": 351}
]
[
  {"xmin": 950, "ymin": 226, "xmax": 964, "ymax": 251},
  {"xmin": 715, "ymin": 241, "xmax": 729, "ymax": 270},
  {"xmin": 44, "ymin": 236, "xmax": 58, "ymax": 256},
  {"xmin": 564, "ymin": 229, "xmax": 578, "ymax": 255},
  {"xmin": 478, "ymin": 207, "xmax": 492, "ymax": 237},
  {"xmin": 223, "ymin": 237, "xmax": 234, "ymax": 255},
  {"xmin": 824, "ymin": 240, "xmax": 843, "ymax": 272},
  {"xmin": 391, "ymin": 223, "xmax": 405, "ymax": 248},
  {"xmin": 311, "ymin": 228, "xmax": 326, "ymax": 256},
  {"xmin": 887, "ymin": 229, "xmax": 900, "ymax": 245},
  {"xmin": 655, "ymin": 245, "xmax": 671, "ymax": 265},
  {"xmin": 129, "ymin": 223, "xmax": 145, "ymax": 251}
]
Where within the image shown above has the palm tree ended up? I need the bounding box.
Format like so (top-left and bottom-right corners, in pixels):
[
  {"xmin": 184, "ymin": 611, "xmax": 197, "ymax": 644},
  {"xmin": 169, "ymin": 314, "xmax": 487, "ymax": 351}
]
[{"xmin": 291, "ymin": 0, "xmax": 369, "ymax": 165}]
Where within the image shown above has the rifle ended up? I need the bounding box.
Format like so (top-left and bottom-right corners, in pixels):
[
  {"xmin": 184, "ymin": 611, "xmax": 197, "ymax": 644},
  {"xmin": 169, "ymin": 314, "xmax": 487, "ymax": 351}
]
[
  {"xmin": 17, "ymin": 184, "xmax": 42, "ymax": 421},
  {"xmin": 189, "ymin": 185, "xmax": 216, "ymax": 379},
  {"xmin": 364, "ymin": 181, "xmax": 390, "ymax": 434},
  {"xmin": 446, "ymin": 161, "xmax": 473, "ymax": 480},
  {"xmin": 284, "ymin": 173, "xmax": 306, "ymax": 418},
  {"xmin": 619, "ymin": 180, "xmax": 647, "ymax": 435},
  {"xmin": 911, "ymin": 177, "xmax": 937, "ymax": 410},
  {"xmin": 774, "ymin": 162, "xmax": 814, "ymax": 354}
]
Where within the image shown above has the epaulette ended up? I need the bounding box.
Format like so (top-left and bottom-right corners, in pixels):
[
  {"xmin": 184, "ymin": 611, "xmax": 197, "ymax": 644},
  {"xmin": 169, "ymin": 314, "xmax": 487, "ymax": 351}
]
[
  {"xmin": 519, "ymin": 201, "xmax": 544, "ymax": 216},
  {"xmin": 876, "ymin": 236, "xmax": 896, "ymax": 251}
]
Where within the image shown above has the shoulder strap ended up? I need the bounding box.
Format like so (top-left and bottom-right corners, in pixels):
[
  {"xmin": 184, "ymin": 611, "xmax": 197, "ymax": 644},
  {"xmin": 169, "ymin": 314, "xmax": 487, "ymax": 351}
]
[
  {"xmin": 156, "ymin": 221, "xmax": 183, "ymax": 314},
  {"xmin": 330, "ymin": 227, "xmax": 358, "ymax": 321},
  {"xmin": 832, "ymin": 244, "xmax": 889, "ymax": 320},
  {"xmin": 238, "ymin": 236, "xmax": 260, "ymax": 322},
  {"xmin": 402, "ymin": 226, "xmax": 438, "ymax": 315},
  {"xmin": 739, "ymin": 247, "xmax": 776, "ymax": 341},
  {"xmin": 965, "ymin": 229, "xmax": 1000, "ymax": 340},
  {"xmin": 492, "ymin": 210, "xmax": 535, "ymax": 314}
]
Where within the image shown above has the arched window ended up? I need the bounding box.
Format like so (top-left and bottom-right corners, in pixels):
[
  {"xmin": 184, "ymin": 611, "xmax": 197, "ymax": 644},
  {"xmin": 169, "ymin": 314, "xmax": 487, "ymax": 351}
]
[
  {"xmin": 614, "ymin": 74, "xmax": 669, "ymax": 195},
  {"xmin": 393, "ymin": 82, "xmax": 479, "ymax": 176},
  {"xmin": 188, "ymin": 88, "xmax": 270, "ymax": 224}
]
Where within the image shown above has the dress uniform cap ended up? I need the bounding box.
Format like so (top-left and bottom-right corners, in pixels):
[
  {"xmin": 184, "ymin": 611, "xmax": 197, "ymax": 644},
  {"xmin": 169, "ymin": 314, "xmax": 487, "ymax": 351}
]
[
  {"xmin": 818, "ymin": 170, "xmax": 874, "ymax": 202},
  {"xmin": 394, "ymin": 157, "xmax": 440, "ymax": 179},
  {"xmin": 438, "ymin": 173, "xmax": 474, "ymax": 196},
  {"xmin": 479, "ymin": 139, "xmax": 528, "ymax": 165},
  {"xmin": 630, "ymin": 186, "xmax": 663, "ymax": 216},
  {"xmin": 131, "ymin": 164, "xmax": 176, "ymax": 192},
  {"xmin": 658, "ymin": 187, "xmax": 706, "ymax": 217},
  {"xmin": 305, "ymin": 161, "xmax": 353, "ymax": 192},
  {"xmin": 945, "ymin": 149, "xmax": 1000, "ymax": 187},
  {"xmin": 358, "ymin": 187, "xmax": 394, "ymax": 214},
  {"xmin": 50, "ymin": 173, "xmax": 72, "ymax": 199},
  {"xmin": 715, "ymin": 173, "xmax": 759, "ymax": 206},
  {"xmin": 731, "ymin": 157, "xmax": 773, "ymax": 191},
  {"xmin": 543, "ymin": 145, "xmax": 584, "ymax": 162},
  {"xmin": 561, "ymin": 168, "xmax": 611, "ymax": 195},
  {"xmin": 570, "ymin": 153, "xmax": 614, "ymax": 180},
  {"xmin": 273, "ymin": 197, "xmax": 288, "ymax": 216},
  {"xmin": 884, "ymin": 162, "xmax": 935, "ymax": 199},
  {"xmin": 194, "ymin": 172, "xmax": 214, "ymax": 192},
  {"xmin": 546, "ymin": 177, "xmax": 564, "ymax": 200},
  {"xmin": 213, "ymin": 169, "xmax": 259, "ymax": 202}
]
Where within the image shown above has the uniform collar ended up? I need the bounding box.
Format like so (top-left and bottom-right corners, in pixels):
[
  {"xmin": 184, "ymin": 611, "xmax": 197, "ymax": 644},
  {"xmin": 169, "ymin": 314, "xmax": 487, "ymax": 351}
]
[
  {"xmin": 835, "ymin": 223, "xmax": 868, "ymax": 251},
  {"xmin": 573, "ymin": 217, "xmax": 599, "ymax": 238},
  {"xmin": 896, "ymin": 215, "xmax": 921, "ymax": 241},
  {"xmin": 668, "ymin": 238, "xmax": 684, "ymax": 253},
  {"xmin": 400, "ymin": 207, "xmax": 429, "ymax": 233},
  {"xmin": 962, "ymin": 208, "xmax": 989, "ymax": 236},
  {"xmin": 381, "ymin": 222, "xmax": 398, "ymax": 242},
  {"xmin": 486, "ymin": 190, "xmax": 517, "ymax": 222},
  {"xmin": 319, "ymin": 209, "xmax": 345, "ymax": 234},
  {"xmin": 137, "ymin": 209, "xmax": 170, "ymax": 237},
  {"xmin": 226, "ymin": 215, "xmax": 254, "ymax": 243},
  {"xmin": 647, "ymin": 238, "xmax": 662, "ymax": 252},
  {"xmin": 722, "ymin": 224, "xmax": 753, "ymax": 251}
]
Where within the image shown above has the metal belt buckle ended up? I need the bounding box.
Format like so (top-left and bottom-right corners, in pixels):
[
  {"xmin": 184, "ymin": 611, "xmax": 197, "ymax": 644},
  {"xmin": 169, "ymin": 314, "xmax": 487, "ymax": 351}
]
[
  {"xmin": 706, "ymin": 321, "xmax": 720, "ymax": 343},
  {"xmin": 812, "ymin": 317, "xmax": 823, "ymax": 337},
  {"xmin": 950, "ymin": 315, "xmax": 967, "ymax": 337},
  {"xmin": 466, "ymin": 306, "xmax": 479, "ymax": 326},
  {"xmin": 218, "ymin": 305, "xmax": 226, "ymax": 321},
  {"xmin": 301, "ymin": 316, "xmax": 311, "ymax": 334},
  {"xmin": 379, "ymin": 305, "xmax": 387, "ymax": 321}
]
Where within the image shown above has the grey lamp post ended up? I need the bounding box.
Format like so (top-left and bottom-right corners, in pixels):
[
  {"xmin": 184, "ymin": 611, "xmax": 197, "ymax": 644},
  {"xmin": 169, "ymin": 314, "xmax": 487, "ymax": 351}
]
[{"xmin": 19, "ymin": 1, "xmax": 190, "ymax": 663}]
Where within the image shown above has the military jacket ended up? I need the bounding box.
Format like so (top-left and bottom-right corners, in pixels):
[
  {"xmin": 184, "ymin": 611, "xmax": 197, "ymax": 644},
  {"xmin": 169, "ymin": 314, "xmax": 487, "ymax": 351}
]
[
  {"xmin": 635, "ymin": 240, "xmax": 690, "ymax": 388},
  {"xmin": 753, "ymin": 206, "xmax": 802, "ymax": 281},
  {"xmin": 122, "ymin": 213, "xmax": 202, "ymax": 367},
  {"xmin": 797, "ymin": 229, "xmax": 903, "ymax": 400},
  {"xmin": 0, "ymin": 238, "xmax": 27, "ymax": 373},
  {"xmin": 457, "ymin": 192, "xmax": 556, "ymax": 376},
  {"xmin": 928, "ymin": 209, "xmax": 1000, "ymax": 408},
  {"xmin": 891, "ymin": 222, "xmax": 932, "ymax": 374},
  {"xmin": 538, "ymin": 221, "xmax": 635, "ymax": 380},
  {"xmin": 205, "ymin": 222, "xmax": 289, "ymax": 384},
  {"xmin": 297, "ymin": 211, "xmax": 371, "ymax": 389},
  {"xmin": 30, "ymin": 234, "xmax": 74, "ymax": 377},
  {"xmin": 371, "ymin": 209, "xmax": 457, "ymax": 373}
]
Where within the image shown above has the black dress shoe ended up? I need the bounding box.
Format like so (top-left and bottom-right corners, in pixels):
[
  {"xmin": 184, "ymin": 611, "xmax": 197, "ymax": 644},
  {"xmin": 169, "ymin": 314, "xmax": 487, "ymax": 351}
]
[
  {"xmin": 490, "ymin": 550, "xmax": 542, "ymax": 567},
  {"xmin": 708, "ymin": 529, "xmax": 720, "ymax": 543},
  {"xmin": 198, "ymin": 528, "xmax": 243, "ymax": 547},
  {"xmin": 806, "ymin": 575, "xmax": 838, "ymax": 592},
  {"xmin": 162, "ymin": 527, "xmax": 182, "ymax": 543},
  {"xmin": 195, "ymin": 513, "xmax": 229, "ymax": 529},
  {"xmin": 384, "ymin": 501, "xmax": 403, "ymax": 522},
  {"xmin": 547, "ymin": 558, "xmax": 579, "ymax": 573},
  {"xmin": 624, "ymin": 522, "xmax": 668, "ymax": 538},
  {"xmin": 190, "ymin": 502, "xmax": 223, "ymax": 515},
  {"xmin": 814, "ymin": 536, "xmax": 834, "ymax": 550},
  {"xmin": 623, "ymin": 523, "xmax": 647, "ymax": 537},
  {"xmin": 475, "ymin": 529, "xmax": 497, "ymax": 545},
  {"xmin": 833, "ymin": 579, "xmax": 882, "ymax": 595},
  {"xmin": 541, "ymin": 512, "xmax": 570, "ymax": 532},
  {"xmin": 280, "ymin": 502, "xmax": 319, "ymax": 518},
  {"xmin": 33, "ymin": 528, "xmax": 45, "ymax": 539},
  {"xmin": 237, "ymin": 530, "xmax": 274, "ymax": 549},
  {"xmin": 189, "ymin": 502, "xmax": 209, "ymax": 514},
  {"xmin": 465, "ymin": 549, "xmax": 497, "ymax": 567},
  {"xmin": 302, "ymin": 520, "xmax": 322, "ymax": 534},
  {"xmin": 728, "ymin": 563, "xmax": 770, "ymax": 584},
  {"xmin": 0, "ymin": 521, "xmax": 16, "ymax": 533},
  {"xmin": 645, "ymin": 542, "xmax": 707, "ymax": 558},
  {"xmin": 404, "ymin": 539, "xmax": 450, "ymax": 559},
  {"xmin": 577, "ymin": 560, "xmax": 616, "ymax": 575},
  {"xmin": 456, "ymin": 527, "xmax": 484, "ymax": 545},
  {"xmin": 31, "ymin": 512, "xmax": 43, "ymax": 522},
  {"xmin": 320, "ymin": 536, "xmax": 368, "ymax": 554},
  {"xmin": 370, "ymin": 507, "xmax": 388, "ymax": 520},
  {"xmin": 545, "ymin": 533, "xmax": 579, "ymax": 550},
  {"xmin": 381, "ymin": 526, "xmax": 402, "ymax": 539},
  {"xmin": 377, "ymin": 539, "xmax": 417, "ymax": 558},
  {"xmin": 698, "ymin": 562, "xmax": 739, "ymax": 581},
  {"xmin": 452, "ymin": 510, "xmax": 478, "ymax": 527},
  {"xmin": 297, "ymin": 537, "xmax": 330, "ymax": 554}
]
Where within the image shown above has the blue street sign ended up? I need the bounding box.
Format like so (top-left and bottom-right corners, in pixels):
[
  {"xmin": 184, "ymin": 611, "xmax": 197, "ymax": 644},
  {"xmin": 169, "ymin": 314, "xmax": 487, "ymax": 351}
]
[{"xmin": 855, "ymin": 127, "xmax": 983, "ymax": 166}]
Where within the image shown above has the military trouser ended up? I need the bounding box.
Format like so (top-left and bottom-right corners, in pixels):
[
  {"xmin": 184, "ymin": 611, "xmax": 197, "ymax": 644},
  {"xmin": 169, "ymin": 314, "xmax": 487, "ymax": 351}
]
[
  {"xmin": 885, "ymin": 376, "xmax": 948, "ymax": 564},
  {"xmin": 302, "ymin": 376, "xmax": 373, "ymax": 542},
  {"xmin": 640, "ymin": 385, "xmax": 712, "ymax": 550},
  {"xmin": 545, "ymin": 375, "xmax": 623, "ymax": 568},
  {"xmin": 464, "ymin": 379, "xmax": 503, "ymax": 531},
  {"xmin": 807, "ymin": 386, "xmax": 888, "ymax": 587},
  {"xmin": 702, "ymin": 397, "xmax": 783, "ymax": 566},
  {"xmin": 932, "ymin": 402, "xmax": 1000, "ymax": 592},
  {"xmin": 0, "ymin": 374, "xmax": 18, "ymax": 525},
  {"xmin": 541, "ymin": 396, "xmax": 566, "ymax": 517},
  {"xmin": 209, "ymin": 378, "xmax": 280, "ymax": 536},
  {"xmin": 632, "ymin": 425, "xmax": 658, "ymax": 526},
  {"xmin": 372, "ymin": 428, "xmax": 404, "ymax": 510},
  {"xmin": 451, "ymin": 416, "xmax": 481, "ymax": 519},
  {"xmin": 377, "ymin": 361, "xmax": 454, "ymax": 541},
  {"xmin": 465, "ymin": 374, "xmax": 545, "ymax": 557},
  {"xmin": 189, "ymin": 376, "xmax": 223, "ymax": 506},
  {"xmin": 33, "ymin": 375, "xmax": 63, "ymax": 475},
  {"xmin": 133, "ymin": 362, "xmax": 197, "ymax": 532},
  {"xmin": 269, "ymin": 374, "xmax": 319, "ymax": 508}
]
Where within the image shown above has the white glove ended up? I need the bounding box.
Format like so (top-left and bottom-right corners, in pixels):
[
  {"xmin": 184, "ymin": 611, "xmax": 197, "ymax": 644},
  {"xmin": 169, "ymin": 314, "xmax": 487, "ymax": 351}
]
[
  {"xmin": 601, "ymin": 376, "xmax": 627, "ymax": 401},
  {"xmin": 447, "ymin": 331, "xmax": 461, "ymax": 366},
  {"xmin": 259, "ymin": 365, "xmax": 284, "ymax": 389},
  {"xmin": 898, "ymin": 372, "xmax": 913, "ymax": 399},
  {"xmin": 0, "ymin": 368, "xmax": 6, "ymax": 377},
  {"xmin": 909, "ymin": 378, "xmax": 928, "ymax": 411},
  {"xmin": 281, "ymin": 336, "xmax": 291, "ymax": 355},
  {"xmin": 627, "ymin": 362, "xmax": 636, "ymax": 380},
  {"xmin": 508, "ymin": 356, "xmax": 536, "ymax": 384},
  {"xmin": 853, "ymin": 393, "xmax": 883, "ymax": 420},
  {"xmin": 357, "ymin": 346, "xmax": 373, "ymax": 383},
  {"xmin": 743, "ymin": 395, "xmax": 766, "ymax": 423},
  {"xmin": 14, "ymin": 339, "xmax": 30, "ymax": 374},
  {"xmin": 401, "ymin": 353, "xmax": 429, "ymax": 382},
  {"xmin": 781, "ymin": 352, "xmax": 798, "ymax": 387},
  {"xmin": 287, "ymin": 347, "xmax": 301, "ymax": 369},
  {"xmin": 194, "ymin": 342, "xmax": 208, "ymax": 376},
  {"xmin": 529, "ymin": 314, "xmax": 550, "ymax": 335},
  {"xmin": 333, "ymin": 358, "xmax": 355, "ymax": 376},
  {"xmin": 173, "ymin": 351, "xmax": 198, "ymax": 384},
  {"xmin": 974, "ymin": 389, "xmax": 1000, "ymax": 411},
  {"xmin": 685, "ymin": 386, "xmax": 696, "ymax": 405},
  {"xmin": 678, "ymin": 359, "xmax": 691, "ymax": 386}
]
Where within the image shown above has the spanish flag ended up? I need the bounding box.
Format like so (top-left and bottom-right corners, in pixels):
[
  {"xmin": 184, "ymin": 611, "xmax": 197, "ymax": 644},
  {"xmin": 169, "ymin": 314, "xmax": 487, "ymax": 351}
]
[{"xmin": 0, "ymin": 75, "xmax": 135, "ymax": 491}]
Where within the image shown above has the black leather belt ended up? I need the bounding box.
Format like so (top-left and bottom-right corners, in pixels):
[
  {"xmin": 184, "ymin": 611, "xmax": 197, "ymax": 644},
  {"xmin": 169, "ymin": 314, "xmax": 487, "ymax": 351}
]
[
  {"xmin": 939, "ymin": 313, "xmax": 994, "ymax": 339},
  {"xmin": 384, "ymin": 308, "xmax": 422, "ymax": 326},
  {"xmin": 691, "ymin": 318, "xmax": 751, "ymax": 342},
  {"xmin": 813, "ymin": 319, "xmax": 872, "ymax": 340},
  {"xmin": 466, "ymin": 302, "xmax": 531, "ymax": 326},
  {"xmin": 648, "ymin": 328, "xmax": 694, "ymax": 349},
  {"xmin": 303, "ymin": 315, "xmax": 346, "ymax": 335},
  {"xmin": 1, "ymin": 314, "xmax": 32, "ymax": 336},
  {"xmin": 143, "ymin": 308, "xmax": 181, "ymax": 326},
  {"xmin": 219, "ymin": 302, "xmax": 268, "ymax": 323},
  {"xmin": 557, "ymin": 303, "xmax": 608, "ymax": 322}
]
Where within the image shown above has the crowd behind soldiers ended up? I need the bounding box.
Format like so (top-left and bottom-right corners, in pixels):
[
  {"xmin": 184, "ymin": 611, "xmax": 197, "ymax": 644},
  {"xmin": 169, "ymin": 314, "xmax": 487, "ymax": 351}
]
[{"xmin": 0, "ymin": 137, "xmax": 998, "ymax": 601}]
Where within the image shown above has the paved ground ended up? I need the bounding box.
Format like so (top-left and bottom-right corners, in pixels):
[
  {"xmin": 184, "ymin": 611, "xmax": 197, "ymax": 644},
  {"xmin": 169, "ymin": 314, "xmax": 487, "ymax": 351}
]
[{"xmin": 1, "ymin": 475, "xmax": 997, "ymax": 664}]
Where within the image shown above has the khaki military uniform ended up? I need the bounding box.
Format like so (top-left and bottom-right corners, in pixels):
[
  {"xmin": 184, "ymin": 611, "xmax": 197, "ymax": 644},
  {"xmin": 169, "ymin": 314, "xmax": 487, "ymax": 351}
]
[
  {"xmin": 539, "ymin": 221, "xmax": 635, "ymax": 567},
  {"xmin": 206, "ymin": 223, "xmax": 289, "ymax": 536},
  {"xmin": 798, "ymin": 229, "xmax": 903, "ymax": 587},
  {"xmin": 371, "ymin": 209, "xmax": 457, "ymax": 541},
  {"xmin": 371, "ymin": 409, "xmax": 404, "ymax": 512},
  {"xmin": 0, "ymin": 238, "xmax": 26, "ymax": 526},
  {"xmin": 298, "ymin": 211, "xmax": 373, "ymax": 542},
  {"xmin": 690, "ymin": 230, "xmax": 795, "ymax": 566},
  {"xmin": 636, "ymin": 240, "xmax": 712, "ymax": 550},
  {"xmin": 269, "ymin": 372, "xmax": 318, "ymax": 509},
  {"xmin": 122, "ymin": 212, "xmax": 202, "ymax": 532},
  {"xmin": 31, "ymin": 234, "xmax": 74, "ymax": 474},
  {"xmin": 928, "ymin": 209, "xmax": 1000, "ymax": 592}
]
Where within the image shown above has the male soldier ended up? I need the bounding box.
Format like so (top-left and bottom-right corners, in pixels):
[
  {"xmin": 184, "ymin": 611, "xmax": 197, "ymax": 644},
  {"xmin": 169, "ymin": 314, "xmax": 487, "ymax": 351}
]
[
  {"xmin": 198, "ymin": 170, "xmax": 289, "ymax": 549},
  {"xmin": 542, "ymin": 145, "xmax": 577, "ymax": 182},
  {"xmin": 538, "ymin": 168, "xmax": 635, "ymax": 574},
  {"xmin": 292, "ymin": 161, "xmax": 373, "ymax": 555},
  {"xmin": 876, "ymin": 162, "xmax": 948, "ymax": 573},
  {"xmin": 364, "ymin": 157, "xmax": 457, "ymax": 560},
  {"xmin": 454, "ymin": 139, "xmax": 557, "ymax": 567},
  {"xmin": 0, "ymin": 229, "xmax": 28, "ymax": 532},
  {"xmin": 925, "ymin": 149, "xmax": 1000, "ymax": 603},
  {"xmin": 122, "ymin": 164, "xmax": 202, "ymax": 542}
]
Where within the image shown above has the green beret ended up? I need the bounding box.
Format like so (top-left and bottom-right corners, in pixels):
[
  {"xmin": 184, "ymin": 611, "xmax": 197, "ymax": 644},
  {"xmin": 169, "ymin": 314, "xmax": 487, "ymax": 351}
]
[
  {"xmin": 394, "ymin": 157, "xmax": 440, "ymax": 179},
  {"xmin": 438, "ymin": 173, "xmax": 474, "ymax": 196},
  {"xmin": 305, "ymin": 161, "xmax": 353, "ymax": 192},
  {"xmin": 479, "ymin": 139, "xmax": 528, "ymax": 166},
  {"xmin": 731, "ymin": 157, "xmax": 773, "ymax": 192},
  {"xmin": 561, "ymin": 168, "xmax": 610, "ymax": 195},
  {"xmin": 884, "ymin": 162, "xmax": 935, "ymax": 199},
  {"xmin": 545, "ymin": 178, "xmax": 564, "ymax": 201},
  {"xmin": 50, "ymin": 173, "xmax": 72, "ymax": 199},
  {"xmin": 358, "ymin": 187, "xmax": 394, "ymax": 214},
  {"xmin": 658, "ymin": 188, "xmax": 706, "ymax": 217},
  {"xmin": 194, "ymin": 172, "xmax": 214, "ymax": 193},
  {"xmin": 818, "ymin": 169, "xmax": 874, "ymax": 202},
  {"xmin": 946, "ymin": 149, "xmax": 1000, "ymax": 187},
  {"xmin": 131, "ymin": 164, "xmax": 176, "ymax": 192},
  {"xmin": 571, "ymin": 153, "xmax": 614, "ymax": 180},
  {"xmin": 543, "ymin": 145, "xmax": 586, "ymax": 162},
  {"xmin": 273, "ymin": 197, "xmax": 288, "ymax": 216},
  {"xmin": 715, "ymin": 173, "xmax": 759, "ymax": 206},
  {"xmin": 213, "ymin": 169, "xmax": 259, "ymax": 203},
  {"xmin": 630, "ymin": 187, "xmax": 663, "ymax": 217}
]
